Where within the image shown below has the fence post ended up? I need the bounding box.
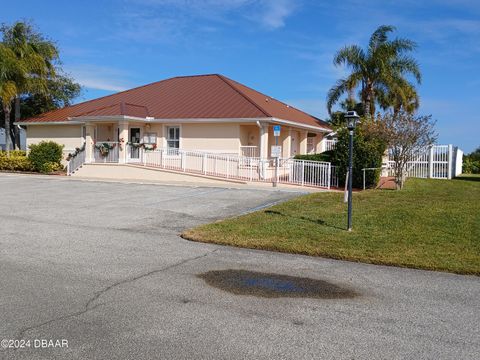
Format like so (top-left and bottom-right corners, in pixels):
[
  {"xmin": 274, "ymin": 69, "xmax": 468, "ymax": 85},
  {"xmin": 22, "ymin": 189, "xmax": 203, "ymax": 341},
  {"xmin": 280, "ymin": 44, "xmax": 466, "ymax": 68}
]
[
  {"xmin": 447, "ymin": 144, "xmax": 453, "ymax": 179},
  {"xmin": 182, "ymin": 151, "xmax": 186, "ymax": 172},
  {"xmin": 327, "ymin": 163, "xmax": 331, "ymax": 190},
  {"xmin": 203, "ymin": 153, "xmax": 207, "ymax": 175},
  {"xmin": 428, "ymin": 146, "xmax": 434, "ymax": 178},
  {"xmin": 301, "ymin": 160, "xmax": 305, "ymax": 186},
  {"xmin": 363, "ymin": 169, "xmax": 366, "ymax": 190},
  {"xmin": 226, "ymin": 156, "xmax": 230, "ymax": 178}
]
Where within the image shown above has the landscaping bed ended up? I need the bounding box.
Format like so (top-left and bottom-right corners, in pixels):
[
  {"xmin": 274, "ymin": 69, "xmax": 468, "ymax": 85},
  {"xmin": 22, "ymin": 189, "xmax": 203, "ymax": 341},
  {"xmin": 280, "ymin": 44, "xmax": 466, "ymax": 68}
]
[{"xmin": 183, "ymin": 177, "xmax": 480, "ymax": 275}]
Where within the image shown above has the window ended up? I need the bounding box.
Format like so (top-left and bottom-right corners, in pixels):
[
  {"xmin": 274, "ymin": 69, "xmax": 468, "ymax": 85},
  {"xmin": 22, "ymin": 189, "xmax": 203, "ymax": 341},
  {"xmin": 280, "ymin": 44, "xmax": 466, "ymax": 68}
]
[
  {"xmin": 143, "ymin": 132, "xmax": 157, "ymax": 144},
  {"xmin": 166, "ymin": 126, "xmax": 180, "ymax": 149}
]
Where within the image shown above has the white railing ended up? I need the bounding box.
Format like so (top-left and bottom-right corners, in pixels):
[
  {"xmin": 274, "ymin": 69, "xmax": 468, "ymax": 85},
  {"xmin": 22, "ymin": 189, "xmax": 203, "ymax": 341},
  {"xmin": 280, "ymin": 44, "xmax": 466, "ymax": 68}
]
[
  {"xmin": 93, "ymin": 142, "xmax": 119, "ymax": 163},
  {"xmin": 66, "ymin": 150, "xmax": 86, "ymax": 175},
  {"xmin": 324, "ymin": 139, "xmax": 337, "ymax": 152},
  {"xmin": 138, "ymin": 148, "xmax": 338, "ymax": 189},
  {"xmin": 387, "ymin": 144, "xmax": 456, "ymax": 180},
  {"xmin": 240, "ymin": 146, "xmax": 259, "ymax": 158}
]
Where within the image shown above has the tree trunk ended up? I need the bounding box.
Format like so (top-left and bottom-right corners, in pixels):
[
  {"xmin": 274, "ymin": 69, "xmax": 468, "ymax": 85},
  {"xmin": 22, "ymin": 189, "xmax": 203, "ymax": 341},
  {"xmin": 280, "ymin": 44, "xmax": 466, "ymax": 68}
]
[
  {"xmin": 14, "ymin": 97, "xmax": 21, "ymax": 149},
  {"xmin": 4, "ymin": 105, "xmax": 12, "ymax": 156},
  {"xmin": 364, "ymin": 82, "xmax": 375, "ymax": 118}
]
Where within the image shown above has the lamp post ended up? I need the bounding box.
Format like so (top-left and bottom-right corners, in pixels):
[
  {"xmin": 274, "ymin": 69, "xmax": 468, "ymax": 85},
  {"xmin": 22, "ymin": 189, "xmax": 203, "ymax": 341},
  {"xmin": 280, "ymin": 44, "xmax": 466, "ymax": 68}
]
[{"xmin": 345, "ymin": 110, "xmax": 359, "ymax": 231}]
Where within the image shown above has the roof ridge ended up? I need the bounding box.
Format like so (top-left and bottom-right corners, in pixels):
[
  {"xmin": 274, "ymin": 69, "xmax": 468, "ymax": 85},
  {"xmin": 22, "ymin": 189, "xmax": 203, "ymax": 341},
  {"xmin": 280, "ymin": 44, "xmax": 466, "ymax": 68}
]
[
  {"xmin": 219, "ymin": 75, "xmax": 329, "ymax": 127},
  {"xmin": 216, "ymin": 74, "xmax": 271, "ymax": 117},
  {"xmin": 23, "ymin": 76, "xmax": 181, "ymax": 121}
]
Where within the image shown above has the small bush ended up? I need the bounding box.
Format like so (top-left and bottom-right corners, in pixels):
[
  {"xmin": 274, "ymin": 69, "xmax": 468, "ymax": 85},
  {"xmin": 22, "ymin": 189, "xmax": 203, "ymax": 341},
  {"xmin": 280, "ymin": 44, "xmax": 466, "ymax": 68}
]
[
  {"xmin": 28, "ymin": 141, "xmax": 64, "ymax": 173},
  {"xmin": 0, "ymin": 154, "xmax": 34, "ymax": 172}
]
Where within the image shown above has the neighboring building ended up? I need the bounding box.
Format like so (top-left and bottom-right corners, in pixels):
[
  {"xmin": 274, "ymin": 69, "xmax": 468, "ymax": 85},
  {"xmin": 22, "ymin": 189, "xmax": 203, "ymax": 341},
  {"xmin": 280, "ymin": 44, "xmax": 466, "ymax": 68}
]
[{"xmin": 16, "ymin": 74, "xmax": 332, "ymax": 163}]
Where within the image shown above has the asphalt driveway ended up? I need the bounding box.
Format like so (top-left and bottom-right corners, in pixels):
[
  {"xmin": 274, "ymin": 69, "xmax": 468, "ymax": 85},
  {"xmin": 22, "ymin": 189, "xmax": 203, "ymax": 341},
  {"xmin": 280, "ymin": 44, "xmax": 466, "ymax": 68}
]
[{"xmin": 0, "ymin": 174, "xmax": 478, "ymax": 359}]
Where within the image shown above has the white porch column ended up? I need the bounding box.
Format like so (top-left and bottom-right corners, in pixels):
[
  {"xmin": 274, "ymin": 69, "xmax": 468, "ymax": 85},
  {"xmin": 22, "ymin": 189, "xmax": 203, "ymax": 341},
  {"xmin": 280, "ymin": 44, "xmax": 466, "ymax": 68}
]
[
  {"xmin": 316, "ymin": 134, "xmax": 325, "ymax": 153},
  {"xmin": 299, "ymin": 130, "xmax": 308, "ymax": 155},
  {"xmin": 283, "ymin": 127, "xmax": 291, "ymax": 158},
  {"xmin": 118, "ymin": 121, "xmax": 129, "ymax": 163},
  {"xmin": 85, "ymin": 122, "xmax": 95, "ymax": 163},
  {"xmin": 259, "ymin": 123, "xmax": 269, "ymax": 159}
]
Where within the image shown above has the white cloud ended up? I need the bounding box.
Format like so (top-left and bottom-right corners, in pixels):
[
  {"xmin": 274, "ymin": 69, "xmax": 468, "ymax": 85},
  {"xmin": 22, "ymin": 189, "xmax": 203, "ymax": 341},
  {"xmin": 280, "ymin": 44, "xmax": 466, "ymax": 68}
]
[
  {"xmin": 120, "ymin": 0, "xmax": 298, "ymax": 40},
  {"xmin": 64, "ymin": 64, "xmax": 135, "ymax": 92},
  {"xmin": 258, "ymin": 0, "xmax": 296, "ymax": 29}
]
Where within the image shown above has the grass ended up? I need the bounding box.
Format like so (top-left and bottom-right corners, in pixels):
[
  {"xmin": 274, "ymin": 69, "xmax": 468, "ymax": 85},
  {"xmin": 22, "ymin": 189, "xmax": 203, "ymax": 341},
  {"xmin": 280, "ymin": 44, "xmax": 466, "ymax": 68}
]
[{"xmin": 183, "ymin": 177, "xmax": 480, "ymax": 275}]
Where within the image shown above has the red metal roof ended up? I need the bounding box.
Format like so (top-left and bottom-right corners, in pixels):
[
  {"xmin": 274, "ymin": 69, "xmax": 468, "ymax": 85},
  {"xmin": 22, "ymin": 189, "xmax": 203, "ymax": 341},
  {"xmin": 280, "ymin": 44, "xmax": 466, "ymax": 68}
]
[{"xmin": 21, "ymin": 74, "xmax": 331, "ymax": 130}]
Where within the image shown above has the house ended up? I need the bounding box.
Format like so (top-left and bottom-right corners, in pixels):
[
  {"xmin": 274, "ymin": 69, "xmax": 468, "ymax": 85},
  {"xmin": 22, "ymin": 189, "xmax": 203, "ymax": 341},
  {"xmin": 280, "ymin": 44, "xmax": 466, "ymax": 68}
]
[{"xmin": 16, "ymin": 74, "xmax": 332, "ymax": 163}]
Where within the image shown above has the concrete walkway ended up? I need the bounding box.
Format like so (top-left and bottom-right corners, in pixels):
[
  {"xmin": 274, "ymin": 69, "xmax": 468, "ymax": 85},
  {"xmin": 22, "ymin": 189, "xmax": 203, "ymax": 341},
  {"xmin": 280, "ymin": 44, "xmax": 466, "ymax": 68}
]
[{"xmin": 71, "ymin": 163, "xmax": 326, "ymax": 192}]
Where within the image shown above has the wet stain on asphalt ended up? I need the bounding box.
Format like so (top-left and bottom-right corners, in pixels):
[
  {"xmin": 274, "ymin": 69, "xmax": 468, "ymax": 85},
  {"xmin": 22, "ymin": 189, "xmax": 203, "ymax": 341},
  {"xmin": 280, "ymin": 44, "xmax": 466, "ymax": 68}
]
[{"xmin": 198, "ymin": 270, "xmax": 358, "ymax": 299}]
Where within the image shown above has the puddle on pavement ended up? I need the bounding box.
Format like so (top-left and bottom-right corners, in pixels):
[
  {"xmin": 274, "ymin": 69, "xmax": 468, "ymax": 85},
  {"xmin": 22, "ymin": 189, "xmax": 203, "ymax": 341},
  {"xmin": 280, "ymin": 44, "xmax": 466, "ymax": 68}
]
[{"xmin": 198, "ymin": 270, "xmax": 357, "ymax": 299}]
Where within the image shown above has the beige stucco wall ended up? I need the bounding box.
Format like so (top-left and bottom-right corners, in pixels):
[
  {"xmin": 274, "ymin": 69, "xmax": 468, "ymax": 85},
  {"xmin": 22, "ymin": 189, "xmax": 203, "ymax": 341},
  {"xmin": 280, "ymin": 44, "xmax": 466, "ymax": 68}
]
[
  {"xmin": 239, "ymin": 125, "xmax": 258, "ymax": 146},
  {"xmin": 96, "ymin": 124, "xmax": 115, "ymax": 141},
  {"xmin": 26, "ymin": 125, "xmax": 83, "ymax": 154},
  {"xmin": 180, "ymin": 123, "xmax": 240, "ymax": 153}
]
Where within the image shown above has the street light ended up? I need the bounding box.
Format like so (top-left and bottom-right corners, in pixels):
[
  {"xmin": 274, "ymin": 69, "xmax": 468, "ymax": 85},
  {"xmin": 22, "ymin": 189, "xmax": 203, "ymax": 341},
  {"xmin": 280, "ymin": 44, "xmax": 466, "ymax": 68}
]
[{"xmin": 345, "ymin": 110, "xmax": 359, "ymax": 231}]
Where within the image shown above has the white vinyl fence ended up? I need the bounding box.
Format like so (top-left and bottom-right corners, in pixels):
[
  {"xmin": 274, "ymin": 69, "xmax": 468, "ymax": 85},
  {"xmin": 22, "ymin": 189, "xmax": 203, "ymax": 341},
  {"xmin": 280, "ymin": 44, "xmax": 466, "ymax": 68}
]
[
  {"xmin": 142, "ymin": 148, "xmax": 338, "ymax": 189},
  {"xmin": 387, "ymin": 144, "xmax": 462, "ymax": 180},
  {"xmin": 66, "ymin": 145, "xmax": 339, "ymax": 189}
]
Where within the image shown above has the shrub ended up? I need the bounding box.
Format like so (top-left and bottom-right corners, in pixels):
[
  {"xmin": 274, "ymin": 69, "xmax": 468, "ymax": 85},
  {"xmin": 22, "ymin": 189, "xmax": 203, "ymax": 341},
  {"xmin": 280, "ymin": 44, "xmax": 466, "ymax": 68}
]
[
  {"xmin": 294, "ymin": 151, "xmax": 334, "ymax": 163},
  {"xmin": 28, "ymin": 141, "xmax": 64, "ymax": 173},
  {"xmin": 463, "ymin": 147, "xmax": 480, "ymax": 174},
  {"xmin": 0, "ymin": 150, "xmax": 27, "ymax": 157},
  {"xmin": 0, "ymin": 154, "xmax": 34, "ymax": 172},
  {"xmin": 331, "ymin": 120, "xmax": 387, "ymax": 188},
  {"xmin": 463, "ymin": 158, "xmax": 480, "ymax": 174}
]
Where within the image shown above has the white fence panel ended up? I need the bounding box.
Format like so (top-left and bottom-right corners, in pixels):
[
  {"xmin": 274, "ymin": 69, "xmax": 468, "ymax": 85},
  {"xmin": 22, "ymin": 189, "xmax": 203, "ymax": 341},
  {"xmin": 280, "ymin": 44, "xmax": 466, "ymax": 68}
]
[
  {"xmin": 141, "ymin": 148, "xmax": 337, "ymax": 189},
  {"xmin": 387, "ymin": 144, "xmax": 460, "ymax": 180}
]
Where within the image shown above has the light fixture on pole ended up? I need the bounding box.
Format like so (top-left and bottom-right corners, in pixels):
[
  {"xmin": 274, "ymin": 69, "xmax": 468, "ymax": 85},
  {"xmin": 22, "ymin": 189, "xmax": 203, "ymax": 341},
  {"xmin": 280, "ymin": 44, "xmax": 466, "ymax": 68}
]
[{"xmin": 345, "ymin": 110, "xmax": 359, "ymax": 231}]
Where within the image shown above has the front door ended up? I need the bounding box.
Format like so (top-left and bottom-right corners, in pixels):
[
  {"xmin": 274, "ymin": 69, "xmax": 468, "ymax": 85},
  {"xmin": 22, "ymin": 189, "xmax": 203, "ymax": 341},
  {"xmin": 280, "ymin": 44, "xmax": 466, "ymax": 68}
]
[{"xmin": 130, "ymin": 128, "xmax": 141, "ymax": 160}]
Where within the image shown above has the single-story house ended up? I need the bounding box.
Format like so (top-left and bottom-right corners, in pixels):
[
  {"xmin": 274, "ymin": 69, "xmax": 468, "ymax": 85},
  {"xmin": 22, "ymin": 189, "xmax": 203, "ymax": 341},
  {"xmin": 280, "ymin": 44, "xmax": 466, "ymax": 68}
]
[{"xmin": 16, "ymin": 74, "xmax": 333, "ymax": 163}]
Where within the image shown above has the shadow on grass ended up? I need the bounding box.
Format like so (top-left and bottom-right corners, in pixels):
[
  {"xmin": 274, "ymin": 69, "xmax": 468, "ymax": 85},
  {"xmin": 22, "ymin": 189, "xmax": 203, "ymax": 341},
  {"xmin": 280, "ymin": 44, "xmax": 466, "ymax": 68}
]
[
  {"xmin": 264, "ymin": 210, "xmax": 345, "ymax": 231},
  {"xmin": 453, "ymin": 175, "xmax": 480, "ymax": 182}
]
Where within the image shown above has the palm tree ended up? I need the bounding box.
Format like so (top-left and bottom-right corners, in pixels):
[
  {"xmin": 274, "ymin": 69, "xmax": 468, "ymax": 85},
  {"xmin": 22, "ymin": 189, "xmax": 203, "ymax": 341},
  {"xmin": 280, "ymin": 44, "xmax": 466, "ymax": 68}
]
[
  {"xmin": 1, "ymin": 21, "xmax": 59, "ymax": 149},
  {"xmin": 327, "ymin": 25, "xmax": 421, "ymax": 118},
  {"xmin": 0, "ymin": 44, "xmax": 28, "ymax": 154}
]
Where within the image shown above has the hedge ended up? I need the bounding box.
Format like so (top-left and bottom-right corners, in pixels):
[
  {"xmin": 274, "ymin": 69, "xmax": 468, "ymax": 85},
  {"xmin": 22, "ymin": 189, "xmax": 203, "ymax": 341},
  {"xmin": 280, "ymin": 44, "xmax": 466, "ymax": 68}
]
[
  {"xmin": 0, "ymin": 153, "xmax": 34, "ymax": 172},
  {"xmin": 294, "ymin": 151, "xmax": 333, "ymax": 163}
]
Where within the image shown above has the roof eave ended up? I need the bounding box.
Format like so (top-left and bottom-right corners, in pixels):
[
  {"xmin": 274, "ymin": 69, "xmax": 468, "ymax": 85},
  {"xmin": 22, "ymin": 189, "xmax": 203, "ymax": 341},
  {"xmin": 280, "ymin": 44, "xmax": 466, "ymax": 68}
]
[{"xmin": 270, "ymin": 117, "xmax": 331, "ymax": 133}]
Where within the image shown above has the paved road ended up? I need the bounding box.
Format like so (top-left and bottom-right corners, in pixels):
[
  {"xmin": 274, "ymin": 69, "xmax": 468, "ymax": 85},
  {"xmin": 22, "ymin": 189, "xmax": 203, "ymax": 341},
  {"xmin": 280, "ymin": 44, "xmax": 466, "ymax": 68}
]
[{"xmin": 0, "ymin": 174, "xmax": 478, "ymax": 360}]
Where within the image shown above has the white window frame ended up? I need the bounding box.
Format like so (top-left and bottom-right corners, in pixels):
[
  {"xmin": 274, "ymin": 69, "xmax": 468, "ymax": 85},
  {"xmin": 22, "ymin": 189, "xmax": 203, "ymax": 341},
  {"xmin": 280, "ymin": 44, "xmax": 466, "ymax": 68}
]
[{"xmin": 166, "ymin": 126, "xmax": 180, "ymax": 150}]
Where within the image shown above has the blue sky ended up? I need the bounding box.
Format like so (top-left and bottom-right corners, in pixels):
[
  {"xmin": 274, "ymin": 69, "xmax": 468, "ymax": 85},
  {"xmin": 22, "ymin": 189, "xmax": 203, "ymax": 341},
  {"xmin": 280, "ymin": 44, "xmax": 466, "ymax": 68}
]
[{"xmin": 2, "ymin": 0, "xmax": 479, "ymax": 152}]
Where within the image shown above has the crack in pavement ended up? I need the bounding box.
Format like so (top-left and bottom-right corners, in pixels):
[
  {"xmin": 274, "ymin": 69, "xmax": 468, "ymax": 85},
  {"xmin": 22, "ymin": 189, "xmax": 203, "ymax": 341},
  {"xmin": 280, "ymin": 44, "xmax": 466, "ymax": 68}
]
[{"xmin": 14, "ymin": 249, "xmax": 219, "ymax": 342}]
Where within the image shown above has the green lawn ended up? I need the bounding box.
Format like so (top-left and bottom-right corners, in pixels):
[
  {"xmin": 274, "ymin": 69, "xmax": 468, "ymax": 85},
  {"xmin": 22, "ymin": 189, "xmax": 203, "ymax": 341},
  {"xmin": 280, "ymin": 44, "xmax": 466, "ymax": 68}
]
[{"xmin": 183, "ymin": 177, "xmax": 480, "ymax": 275}]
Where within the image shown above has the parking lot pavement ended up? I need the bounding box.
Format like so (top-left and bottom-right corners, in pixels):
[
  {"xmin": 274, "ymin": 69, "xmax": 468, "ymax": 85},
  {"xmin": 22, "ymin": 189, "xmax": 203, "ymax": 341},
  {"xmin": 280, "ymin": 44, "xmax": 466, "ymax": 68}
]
[{"xmin": 0, "ymin": 174, "xmax": 478, "ymax": 360}]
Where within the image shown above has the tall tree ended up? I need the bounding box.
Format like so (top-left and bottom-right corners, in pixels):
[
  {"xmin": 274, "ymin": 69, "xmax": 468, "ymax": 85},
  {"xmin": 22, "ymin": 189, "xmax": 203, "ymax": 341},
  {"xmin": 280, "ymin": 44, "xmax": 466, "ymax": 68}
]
[
  {"xmin": 0, "ymin": 21, "xmax": 80, "ymax": 150},
  {"xmin": 327, "ymin": 25, "xmax": 421, "ymax": 118},
  {"xmin": 0, "ymin": 44, "xmax": 27, "ymax": 154}
]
